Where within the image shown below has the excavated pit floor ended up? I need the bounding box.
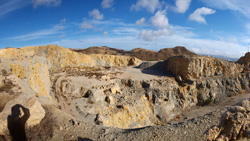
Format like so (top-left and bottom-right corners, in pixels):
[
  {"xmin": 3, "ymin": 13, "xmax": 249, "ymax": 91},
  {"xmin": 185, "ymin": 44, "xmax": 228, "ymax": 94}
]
[{"xmin": 51, "ymin": 65, "xmax": 250, "ymax": 129}]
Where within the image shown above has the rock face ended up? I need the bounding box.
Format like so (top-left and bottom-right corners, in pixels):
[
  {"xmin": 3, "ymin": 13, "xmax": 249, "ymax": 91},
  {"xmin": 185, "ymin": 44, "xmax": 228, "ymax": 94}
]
[
  {"xmin": 0, "ymin": 45, "xmax": 141, "ymax": 102},
  {"xmin": 165, "ymin": 55, "xmax": 243, "ymax": 82},
  {"xmin": 204, "ymin": 100, "xmax": 250, "ymax": 140},
  {"xmin": 50, "ymin": 60, "xmax": 250, "ymax": 128},
  {"xmin": 0, "ymin": 45, "xmax": 141, "ymax": 137}
]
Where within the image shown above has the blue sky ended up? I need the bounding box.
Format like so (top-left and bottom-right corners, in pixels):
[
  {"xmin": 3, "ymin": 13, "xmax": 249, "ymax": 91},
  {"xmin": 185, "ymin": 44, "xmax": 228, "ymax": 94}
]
[{"xmin": 1, "ymin": 0, "xmax": 250, "ymax": 58}]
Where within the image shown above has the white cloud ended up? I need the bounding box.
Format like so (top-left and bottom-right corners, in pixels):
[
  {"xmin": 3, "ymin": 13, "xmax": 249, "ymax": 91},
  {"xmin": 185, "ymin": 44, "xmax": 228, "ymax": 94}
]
[
  {"xmin": 80, "ymin": 19, "xmax": 94, "ymax": 30},
  {"xmin": 8, "ymin": 29, "xmax": 60, "ymax": 41},
  {"xmin": 131, "ymin": 0, "xmax": 161, "ymax": 13},
  {"xmin": 173, "ymin": 0, "xmax": 191, "ymax": 13},
  {"xmin": 101, "ymin": 0, "xmax": 114, "ymax": 9},
  {"xmin": 150, "ymin": 10, "xmax": 169, "ymax": 28},
  {"xmin": 136, "ymin": 18, "xmax": 146, "ymax": 25},
  {"xmin": 188, "ymin": 7, "xmax": 216, "ymax": 24},
  {"xmin": 89, "ymin": 9, "xmax": 104, "ymax": 20},
  {"xmin": 201, "ymin": 0, "xmax": 250, "ymax": 18},
  {"xmin": 54, "ymin": 25, "xmax": 65, "ymax": 30},
  {"xmin": 32, "ymin": 0, "xmax": 62, "ymax": 8},
  {"xmin": 0, "ymin": 0, "xmax": 29, "ymax": 17},
  {"xmin": 103, "ymin": 31, "xmax": 108, "ymax": 36},
  {"xmin": 139, "ymin": 29, "xmax": 171, "ymax": 41}
]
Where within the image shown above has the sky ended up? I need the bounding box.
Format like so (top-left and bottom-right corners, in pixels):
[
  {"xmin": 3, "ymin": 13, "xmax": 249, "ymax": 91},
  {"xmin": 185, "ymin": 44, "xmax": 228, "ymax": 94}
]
[{"xmin": 1, "ymin": 0, "xmax": 250, "ymax": 58}]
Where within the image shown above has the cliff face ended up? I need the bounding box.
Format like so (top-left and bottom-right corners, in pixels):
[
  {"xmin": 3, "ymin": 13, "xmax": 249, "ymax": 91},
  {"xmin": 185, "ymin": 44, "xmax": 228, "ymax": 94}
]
[
  {"xmin": 0, "ymin": 45, "xmax": 141, "ymax": 70},
  {"xmin": 165, "ymin": 55, "xmax": 243, "ymax": 82},
  {"xmin": 0, "ymin": 45, "xmax": 141, "ymax": 103}
]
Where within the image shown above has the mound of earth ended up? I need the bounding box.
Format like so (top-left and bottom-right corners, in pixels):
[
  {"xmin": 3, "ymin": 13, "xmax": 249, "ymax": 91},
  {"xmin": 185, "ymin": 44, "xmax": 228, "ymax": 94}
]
[
  {"xmin": 1, "ymin": 45, "xmax": 250, "ymax": 141},
  {"xmin": 71, "ymin": 46, "xmax": 197, "ymax": 61}
]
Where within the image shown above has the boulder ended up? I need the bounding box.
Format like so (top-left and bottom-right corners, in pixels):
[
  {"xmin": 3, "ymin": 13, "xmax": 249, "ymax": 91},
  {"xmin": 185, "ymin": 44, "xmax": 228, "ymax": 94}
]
[
  {"xmin": 204, "ymin": 100, "xmax": 250, "ymax": 140},
  {"xmin": 0, "ymin": 95, "xmax": 45, "ymax": 136}
]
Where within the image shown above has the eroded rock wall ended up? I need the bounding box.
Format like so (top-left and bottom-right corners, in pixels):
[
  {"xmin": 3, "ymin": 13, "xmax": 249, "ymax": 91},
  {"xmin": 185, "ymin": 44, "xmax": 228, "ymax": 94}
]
[
  {"xmin": 0, "ymin": 45, "xmax": 141, "ymax": 102},
  {"xmin": 165, "ymin": 55, "xmax": 243, "ymax": 81}
]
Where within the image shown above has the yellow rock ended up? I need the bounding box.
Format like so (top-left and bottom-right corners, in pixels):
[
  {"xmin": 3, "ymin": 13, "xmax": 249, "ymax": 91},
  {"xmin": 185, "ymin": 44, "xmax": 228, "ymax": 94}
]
[
  {"xmin": 10, "ymin": 64, "xmax": 26, "ymax": 79},
  {"xmin": 0, "ymin": 45, "xmax": 141, "ymax": 102},
  {"xmin": 28, "ymin": 61, "xmax": 51, "ymax": 98}
]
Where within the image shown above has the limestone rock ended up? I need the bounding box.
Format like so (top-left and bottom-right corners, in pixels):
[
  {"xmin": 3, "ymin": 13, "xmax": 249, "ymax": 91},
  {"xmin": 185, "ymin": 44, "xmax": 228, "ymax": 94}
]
[
  {"xmin": 0, "ymin": 45, "xmax": 141, "ymax": 102},
  {"xmin": 10, "ymin": 64, "xmax": 26, "ymax": 79},
  {"xmin": 164, "ymin": 55, "xmax": 243, "ymax": 81},
  {"xmin": 0, "ymin": 95, "xmax": 45, "ymax": 136},
  {"xmin": 204, "ymin": 99, "xmax": 250, "ymax": 140}
]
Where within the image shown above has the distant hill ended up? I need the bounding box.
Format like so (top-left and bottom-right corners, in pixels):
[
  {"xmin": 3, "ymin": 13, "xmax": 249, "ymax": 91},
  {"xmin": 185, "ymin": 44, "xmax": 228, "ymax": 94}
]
[{"xmin": 71, "ymin": 46, "xmax": 197, "ymax": 61}]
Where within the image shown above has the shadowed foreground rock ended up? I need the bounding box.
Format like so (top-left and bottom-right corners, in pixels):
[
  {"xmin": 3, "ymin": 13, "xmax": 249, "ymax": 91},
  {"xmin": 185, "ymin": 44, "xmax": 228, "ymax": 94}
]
[{"xmin": 204, "ymin": 100, "xmax": 250, "ymax": 140}]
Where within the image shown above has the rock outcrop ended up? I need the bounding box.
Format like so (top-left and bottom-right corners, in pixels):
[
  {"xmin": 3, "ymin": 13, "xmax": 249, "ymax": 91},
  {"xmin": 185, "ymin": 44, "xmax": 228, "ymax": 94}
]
[
  {"xmin": 164, "ymin": 55, "xmax": 243, "ymax": 82},
  {"xmin": 237, "ymin": 52, "xmax": 250, "ymax": 67},
  {"xmin": 204, "ymin": 99, "xmax": 250, "ymax": 140}
]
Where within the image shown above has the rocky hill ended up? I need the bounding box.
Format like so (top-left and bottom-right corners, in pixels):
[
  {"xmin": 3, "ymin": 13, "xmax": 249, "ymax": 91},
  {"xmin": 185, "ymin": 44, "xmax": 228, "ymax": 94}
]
[
  {"xmin": 237, "ymin": 52, "xmax": 250, "ymax": 67},
  {"xmin": 1, "ymin": 45, "xmax": 250, "ymax": 141},
  {"xmin": 71, "ymin": 46, "xmax": 197, "ymax": 61}
]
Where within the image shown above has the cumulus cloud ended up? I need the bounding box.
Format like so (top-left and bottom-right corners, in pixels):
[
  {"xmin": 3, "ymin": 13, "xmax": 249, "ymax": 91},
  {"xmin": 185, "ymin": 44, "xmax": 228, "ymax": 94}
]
[
  {"xmin": 32, "ymin": 0, "xmax": 62, "ymax": 8},
  {"xmin": 80, "ymin": 19, "xmax": 93, "ymax": 30},
  {"xmin": 150, "ymin": 10, "xmax": 169, "ymax": 28},
  {"xmin": 131, "ymin": 0, "xmax": 161, "ymax": 13},
  {"xmin": 188, "ymin": 7, "xmax": 216, "ymax": 23},
  {"xmin": 139, "ymin": 29, "xmax": 171, "ymax": 41},
  {"xmin": 101, "ymin": 0, "xmax": 114, "ymax": 9},
  {"xmin": 89, "ymin": 9, "xmax": 104, "ymax": 20},
  {"xmin": 173, "ymin": 0, "xmax": 191, "ymax": 13},
  {"xmin": 136, "ymin": 17, "xmax": 146, "ymax": 25}
]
